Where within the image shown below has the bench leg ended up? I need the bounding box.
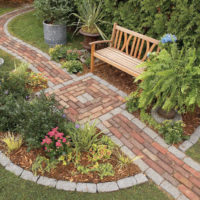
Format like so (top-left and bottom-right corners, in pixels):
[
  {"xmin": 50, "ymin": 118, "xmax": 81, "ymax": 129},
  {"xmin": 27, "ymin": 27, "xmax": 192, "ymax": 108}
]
[{"xmin": 90, "ymin": 44, "xmax": 95, "ymax": 73}]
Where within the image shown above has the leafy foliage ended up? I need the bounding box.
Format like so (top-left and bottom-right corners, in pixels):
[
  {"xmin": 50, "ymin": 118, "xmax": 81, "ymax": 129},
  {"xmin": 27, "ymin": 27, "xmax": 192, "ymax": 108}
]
[
  {"xmin": 136, "ymin": 43, "xmax": 200, "ymax": 113},
  {"xmin": 49, "ymin": 45, "xmax": 68, "ymax": 62},
  {"xmin": 62, "ymin": 60, "xmax": 83, "ymax": 74},
  {"xmin": 73, "ymin": 0, "xmax": 108, "ymax": 39},
  {"xmin": 125, "ymin": 90, "xmax": 140, "ymax": 113},
  {"xmin": 32, "ymin": 156, "xmax": 58, "ymax": 176},
  {"xmin": 158, "ymin": 120, "xmax": 188, "ymax": 144},
  {"xmin": 1, "ymin": 132, "xmax": 23, "ymax": 153},
  {"xmin": 34, "ymin": 0, "xmax": 74, "ymax": 25}
]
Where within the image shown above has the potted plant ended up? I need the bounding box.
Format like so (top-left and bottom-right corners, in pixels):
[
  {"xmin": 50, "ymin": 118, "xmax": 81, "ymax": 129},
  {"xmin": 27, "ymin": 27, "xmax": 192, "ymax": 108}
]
[
  {"xmin": 73, "ymin": 0, "xmax": 107, "ymax": 50},
  {"xmin": 34, "ymin": 0, "xmax": 73, "ymax": 47},
  {"xmin": 135, "ymin": 34, "xmax": 200, "ymax": 118}
]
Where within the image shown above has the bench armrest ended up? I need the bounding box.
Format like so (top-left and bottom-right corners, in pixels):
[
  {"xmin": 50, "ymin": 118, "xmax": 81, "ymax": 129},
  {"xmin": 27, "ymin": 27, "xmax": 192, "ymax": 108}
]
[{"xmin": 90, "ymin": 40, "xmax": 112, "ymax": 46}]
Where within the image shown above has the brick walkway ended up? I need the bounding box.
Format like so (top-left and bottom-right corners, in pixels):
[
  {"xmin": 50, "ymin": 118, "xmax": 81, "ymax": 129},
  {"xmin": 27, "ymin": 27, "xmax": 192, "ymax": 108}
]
[{"xmin": 1, "ymin": 7, "xmax": 200, "ymax": 200}]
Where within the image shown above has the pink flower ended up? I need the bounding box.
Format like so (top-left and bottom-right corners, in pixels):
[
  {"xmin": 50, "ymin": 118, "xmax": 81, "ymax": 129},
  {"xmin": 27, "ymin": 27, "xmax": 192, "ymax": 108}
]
[
  {"xmin": 56, "ymin": 142, "xmax": 62, "ymax": 147},
  {"xmin": 44, "ymin": 147, "xmax": 47, "ymax": 150},
  {"xmin": 62, "ymin": 138, "xmax": 66, "ymax": 143},
  {"xmin": 45, "ymin": 137, "xmax": 52, "ymax": 144},
  {"xmin": 48, "ymin": 131, "xmax": 55, "ymax": 137}
]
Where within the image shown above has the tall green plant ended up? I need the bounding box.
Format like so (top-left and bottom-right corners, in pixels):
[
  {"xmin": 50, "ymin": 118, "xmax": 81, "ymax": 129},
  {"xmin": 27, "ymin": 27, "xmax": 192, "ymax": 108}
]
[
  {"xmin": 34, "ymin": 0, "xmax": 73, "ymax": 24},
  {"xmin": 136, "ymin": 43, "xmax": 200, "ymax": 113},
  {"xmin": 73, "ymin": 0, "xmax": 108, "ymax": 39}
]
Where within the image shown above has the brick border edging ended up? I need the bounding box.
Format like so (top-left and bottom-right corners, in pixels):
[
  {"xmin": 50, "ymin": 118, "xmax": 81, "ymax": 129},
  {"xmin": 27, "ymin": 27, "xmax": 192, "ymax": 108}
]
[{"xmin": 1, "ymin": 7, "xmax": 200, "ymax": 199}]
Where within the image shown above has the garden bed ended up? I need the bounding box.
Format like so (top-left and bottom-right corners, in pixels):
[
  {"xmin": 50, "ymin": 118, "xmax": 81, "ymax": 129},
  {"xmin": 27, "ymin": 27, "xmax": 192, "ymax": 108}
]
[{"xmin": 0, "ymin": 132, "xmax": 140, "ymax": 183}]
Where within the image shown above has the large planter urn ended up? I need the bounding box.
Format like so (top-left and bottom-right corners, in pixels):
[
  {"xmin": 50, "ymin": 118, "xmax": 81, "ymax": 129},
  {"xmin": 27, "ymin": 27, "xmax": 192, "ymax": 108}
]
[
  {"xmin": 79, "ymin": 29, "xmax": 100, "ymax": 51},
  {"xmin": 157, "ymin": 107, "xmax": 176, "ymax": 119},
  {"xmin": 43, "ymin": 21, "xmax": 67, "ymax": 47}
]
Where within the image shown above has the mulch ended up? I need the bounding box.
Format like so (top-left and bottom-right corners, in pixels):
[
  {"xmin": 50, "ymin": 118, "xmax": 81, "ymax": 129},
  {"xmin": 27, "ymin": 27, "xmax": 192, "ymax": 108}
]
[{"xmin": 0, "ymin": 132, "xmax": 140, "ymax": 183}]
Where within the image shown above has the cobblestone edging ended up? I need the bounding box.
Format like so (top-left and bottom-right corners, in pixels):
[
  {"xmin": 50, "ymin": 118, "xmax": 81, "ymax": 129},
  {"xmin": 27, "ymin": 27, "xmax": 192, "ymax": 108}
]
[
  {"xmin": 0, "ymin": 150, "xmax": 148, "ymax": 193},
  {"xmin": 0, "ymin": 7, "xmax": 200, "ymax": 199}
]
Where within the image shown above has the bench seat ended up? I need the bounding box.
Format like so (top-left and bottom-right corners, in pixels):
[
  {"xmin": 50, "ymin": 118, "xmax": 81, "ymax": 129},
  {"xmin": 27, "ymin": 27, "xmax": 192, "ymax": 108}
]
[
  {"xmin": 95, "ymin": 47, "xmax": 144, "ymax": 77},
  {"xmin": 90, "ymin": 23, "xmax": 159, "ymax": 77}
]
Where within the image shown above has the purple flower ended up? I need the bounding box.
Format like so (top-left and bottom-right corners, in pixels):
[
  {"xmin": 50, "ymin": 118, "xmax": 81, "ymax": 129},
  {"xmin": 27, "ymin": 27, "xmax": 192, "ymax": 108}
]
[
  {"xmin": 4, "ymin": 90, "xmax": 8, "ymax": 95},
  {"xmin": 161, "ymin": 34, "xmax": 177, "ymax": 44},
  {"xmin": 26, "ymin": 95, "xmax": 30, "ymax": 100},
  {"xmin": 62, "ymin": 114, "xmax": 66, "ymax": 118},
  {"xmin": 75, "ymin": 124, "xmax": 80, "ymax": 129}
]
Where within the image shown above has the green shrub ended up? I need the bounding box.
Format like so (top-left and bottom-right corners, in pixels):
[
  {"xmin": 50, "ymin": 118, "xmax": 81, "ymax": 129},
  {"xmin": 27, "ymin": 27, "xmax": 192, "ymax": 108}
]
[
  {"xmin": 125, "ymin": 90, "xmax": 140, "ymax": 113},
  {"xmin": 66, "ymin": 51, "xmax": 79, "ymax": 61},
  {"xmin": 136, "ymin": 43, "xmax": 200, "ymax": 113},
  {"xmin": 158, "ymin": 120, "xmax": 188, "ymax": 144},
  {"xmin": 49, "ymin": 45, "xmax": 68, "ymax": 62},
  {"xmin": 62, "ymin": 60, "xmax": 83, "ymax": 74},
  {"xmin": 34, "ymin": 0, "xmax": 73, "ymax": 25}
]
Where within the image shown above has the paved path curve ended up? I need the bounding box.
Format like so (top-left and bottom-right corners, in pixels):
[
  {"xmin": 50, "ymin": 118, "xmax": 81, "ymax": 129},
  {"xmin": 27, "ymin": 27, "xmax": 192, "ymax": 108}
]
[{"xmin": 0, "ymin": 7, "xmax": 200, "ymax": 200}]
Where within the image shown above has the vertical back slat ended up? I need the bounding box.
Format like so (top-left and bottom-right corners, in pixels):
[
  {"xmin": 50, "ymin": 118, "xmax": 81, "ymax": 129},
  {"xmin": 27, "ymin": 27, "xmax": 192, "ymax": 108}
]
[
  {"xmin": 137, "ymin": 39, "xmax": 145, "ymax": 59},
  {"xmin": 114, "ymin": 29, "xmax": 120, "ymax": 48},
  {"xmin": 134, "ymin": 38, "xmax": 141, "ymax": 58},
  {"xmin": 126, "ymin": 35, "xmax": 133, "ymax": 55},
  {"xmin": 110, "ymin": 23, "xmax": 117, "ymax": 47},
  {"xmin": 142, "ymin": 41, "xmax": 150, "ymax": 61},
  {"xmin": 130, "ymin": 36, "xmax": 137, "ymax": 56},
  {"xmin": 121, "ymin": 32, "xmax": 127, "ymax": 52},
  {"xmin": 117, "ymin": 31, "xmax": 123, "ymax": 49}
]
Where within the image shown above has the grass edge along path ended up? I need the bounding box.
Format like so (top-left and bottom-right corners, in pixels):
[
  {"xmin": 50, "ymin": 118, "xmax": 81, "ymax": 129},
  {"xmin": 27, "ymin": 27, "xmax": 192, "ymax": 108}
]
[
  {"xmin": 0, "ymin": 165, "xmax": 172, "ymax": 200},
  {"xmin": 7, "ymin": 10, "xmax": 83, "ymax": 54},
  {"xmin": 186, "ymin": 139, "xmax": 200, "ymax": 163},
  {"xmin": 0, "ymin": 7, "xmax": 17, "ymax": 16}
]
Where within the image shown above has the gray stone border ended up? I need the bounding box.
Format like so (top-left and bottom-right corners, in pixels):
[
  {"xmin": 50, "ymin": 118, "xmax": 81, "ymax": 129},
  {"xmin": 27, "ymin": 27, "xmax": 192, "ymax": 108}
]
[{"xmin": 0, "ymin": 7, "xmax": 199, "ymax": 199}]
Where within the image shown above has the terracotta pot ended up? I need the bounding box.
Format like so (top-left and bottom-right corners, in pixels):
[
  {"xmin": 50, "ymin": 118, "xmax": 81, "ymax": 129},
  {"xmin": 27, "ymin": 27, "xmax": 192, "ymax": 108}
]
[
  {"xmin": 79, "ymin": 29, "xmax": 100, "ymax": 51},
  {"xmin": 157, "ymin": 107, "xmax": 176, "ymax": 119}
]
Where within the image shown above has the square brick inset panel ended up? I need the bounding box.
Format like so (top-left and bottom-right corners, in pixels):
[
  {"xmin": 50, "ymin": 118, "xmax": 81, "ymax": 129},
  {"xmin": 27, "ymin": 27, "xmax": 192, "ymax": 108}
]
[{"xmin": 52, "ymin": 77, "xmax": 124, "ymax": 122}]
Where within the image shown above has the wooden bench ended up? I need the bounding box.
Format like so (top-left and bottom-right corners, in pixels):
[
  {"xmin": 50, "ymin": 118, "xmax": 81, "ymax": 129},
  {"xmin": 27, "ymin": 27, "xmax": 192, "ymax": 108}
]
[{"xmin": 90, "ymin": 23, "xmax": 160, "ymax": 77}]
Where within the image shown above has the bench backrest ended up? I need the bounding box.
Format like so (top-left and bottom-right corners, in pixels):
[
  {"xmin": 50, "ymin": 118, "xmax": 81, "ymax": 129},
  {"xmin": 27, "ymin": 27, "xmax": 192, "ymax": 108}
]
[{"xmin": 110, "ymin": 23, "xmax": 160, "ymax": 61}]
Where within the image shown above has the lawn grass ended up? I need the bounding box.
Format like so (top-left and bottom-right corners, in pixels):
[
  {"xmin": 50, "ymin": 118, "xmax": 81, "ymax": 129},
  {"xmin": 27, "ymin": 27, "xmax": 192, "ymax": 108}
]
[
  {"xmin": 0, "ymin": 7, "xmax": 16, "ymax": 16},
  {"xmin": 0, "ymin": 165, "xmax": 171, "ymax": 200},
  {"xmin": 186, "ymin": 139, "xmax": 200, "ymax": 163},
  {"xmin": 8, "ymin": 10, "xmax": 83, "ymax": 53},
  {"xmin": 0, "ymin": 49, "xmax": 21, "ymax": 75}
]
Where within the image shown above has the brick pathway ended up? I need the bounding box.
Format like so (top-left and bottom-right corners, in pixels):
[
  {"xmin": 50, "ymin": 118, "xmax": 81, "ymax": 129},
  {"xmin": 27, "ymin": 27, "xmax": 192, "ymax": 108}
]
[{"xmin": 1, "ymin": 7, "xmax": 200, "ymax": 200}]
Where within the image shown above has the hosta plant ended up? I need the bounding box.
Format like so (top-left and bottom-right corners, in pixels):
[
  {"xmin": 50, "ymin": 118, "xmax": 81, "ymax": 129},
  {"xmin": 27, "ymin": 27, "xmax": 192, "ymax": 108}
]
[{"xmin": 62, "ymin": 60, "xmax": 83, "ymax": 74}]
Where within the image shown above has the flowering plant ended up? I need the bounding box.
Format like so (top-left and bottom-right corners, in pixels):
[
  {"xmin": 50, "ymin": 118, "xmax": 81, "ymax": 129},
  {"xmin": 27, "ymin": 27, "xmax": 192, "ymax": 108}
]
[
  {"xmin": 160, "ymin": 34, "xmax": 177, "ymax": 44},
  {"xmin": 41, "ymin": 127, "xmax": 71, "ymax": 159}
]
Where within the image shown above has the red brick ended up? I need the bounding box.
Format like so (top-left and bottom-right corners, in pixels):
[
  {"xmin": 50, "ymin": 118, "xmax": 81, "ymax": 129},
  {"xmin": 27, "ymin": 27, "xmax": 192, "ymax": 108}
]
[
  {"xmin": 140, "ymin": 131, "xmax": 153, "ymax": 143},
  {"xmin": 152, "ymin": 142, "xmax": 168, "ymax": 154},
  {"xmin": 173, "ymin": 164, "xmax": 190, "ymax": 178},
  {"xmin": 121, "ymin": 137, "xmax": 133, "ymax": 149},
  {"xmin": 130, "ymin": 138, "xmax": 144, "ymax": 150},
  {"xmin": 132, "ymin": 148, "xmax": 146, "ymax": 157},
  {"xmin": 157, "ymin": 160, "xmax": 173, "ymax": 174},
  {"xmin": 174, "ymin": 173, "xmax": 193, "ymax": 189},
  {"xmin": 109, "ymin": 127, "xmax": 122, "ymax": 139},
  {"xmin": 183, "ymin": 164, "xmax": 200, "ymax": 178},
  {"xmin": 167, "ymin": 152, "xmax": 184, "ymax": 166},
  {"xmin": 144, "ymin": 157, "xmax": 165, "ymax": 175},
  {"xmin": 189, "ymin": 176, "xmax": 200, "ymax": 188},
  {"xmin": 130, "ymin": 131, "xmax": 145, "ymax": 143},
  {"xmin": 178, "ymin": 184, "xmax": 199, "ymax": 200},
  {"xmin": 193, "ymin": 187, "xmax": 200, "ymax": 197},
  {"xmin": 143, "ymin": 142, "xmax": 158, "ymax": 154},
  {"xmin": 103, "ymin": 121, "xmax": 112, "ymax": 128}
]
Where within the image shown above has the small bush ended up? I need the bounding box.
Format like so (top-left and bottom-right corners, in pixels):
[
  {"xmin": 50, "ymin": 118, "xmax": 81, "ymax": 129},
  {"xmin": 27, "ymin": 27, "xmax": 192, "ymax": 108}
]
[
  {"xmin": 158, "ymin": 120, "xmax": 188, "ymax": 144},
  {"xmin": 125, "ymin": 90, "xmax": 140, "ymax": 113},
  {"xmin": 62, "ymin": 60, "xmax": 83, "ymax": 74},
  {"xmin": 49, "ymin": 45, "xmax": 68, "ymax": 62}
]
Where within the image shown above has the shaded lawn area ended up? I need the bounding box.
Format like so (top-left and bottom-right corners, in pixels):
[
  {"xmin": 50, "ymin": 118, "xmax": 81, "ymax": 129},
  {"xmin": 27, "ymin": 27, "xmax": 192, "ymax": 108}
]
[
  {"xmin": 0, "ymin": 49, "xmax": 21, "ymax": 76},
  {"xmin": 186, "ymin": 139, "xmax": 200, "ymax": 163},
  {"xmin": 0, "ymin": 165, "xmax": 172, "ymax": 200},
  {"xmin": 0, "ymin": 7, "xmax": 16, "ymax": 16},
  {"xmin": 8, "ymin": 10, "xmax": 83, "ymax": 53}
]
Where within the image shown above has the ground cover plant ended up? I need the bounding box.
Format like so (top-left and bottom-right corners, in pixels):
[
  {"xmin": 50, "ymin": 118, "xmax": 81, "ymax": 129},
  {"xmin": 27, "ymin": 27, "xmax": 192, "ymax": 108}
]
[{"xmin": 186, "ymin": 139, "xmax": 200, "ymax": 163}]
